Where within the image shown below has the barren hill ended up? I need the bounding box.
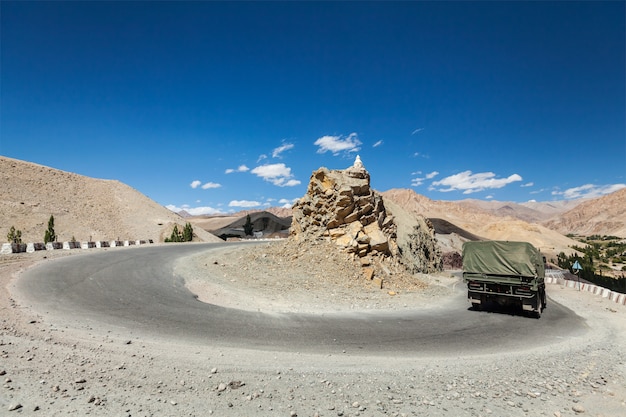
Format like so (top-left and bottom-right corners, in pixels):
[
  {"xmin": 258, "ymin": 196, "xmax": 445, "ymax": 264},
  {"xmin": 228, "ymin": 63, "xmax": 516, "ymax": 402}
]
[
  {"xmin": 0, "ymin": 156, "xmax": 221, "ymax": 243},
  {"xmin": 543, "ymin": 187, "xmax": 626, "ymax": 237},
  {"xmin": 189, "ymin": 211, "xmax": 291, "ymax": 239},
  {"xmin": 457, "ymin": 199, "xmax": 583, "ymax": 224},
  {"xmin": 382, "ymin": 188, "xmax": 581, "ymax": 258}
]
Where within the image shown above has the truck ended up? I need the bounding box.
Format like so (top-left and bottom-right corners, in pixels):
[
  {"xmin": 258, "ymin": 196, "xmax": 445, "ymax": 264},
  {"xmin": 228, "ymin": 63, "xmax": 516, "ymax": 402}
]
[{"xmin": 462, "ymin": 240, "xmax": 546, "ymax": 318}]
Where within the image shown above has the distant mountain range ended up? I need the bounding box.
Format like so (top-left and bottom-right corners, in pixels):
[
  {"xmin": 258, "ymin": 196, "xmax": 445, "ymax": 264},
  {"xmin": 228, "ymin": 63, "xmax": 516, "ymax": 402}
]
[{"xmin": 2, "ymin": 156, "xmax": 624, "ymax": 259}]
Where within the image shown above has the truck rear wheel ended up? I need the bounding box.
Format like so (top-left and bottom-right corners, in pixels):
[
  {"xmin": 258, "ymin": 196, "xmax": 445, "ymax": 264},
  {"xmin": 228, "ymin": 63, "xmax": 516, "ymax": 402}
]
[{"xmin": 534, "ymin": 295, "xmax": 543, "ymax": 319}]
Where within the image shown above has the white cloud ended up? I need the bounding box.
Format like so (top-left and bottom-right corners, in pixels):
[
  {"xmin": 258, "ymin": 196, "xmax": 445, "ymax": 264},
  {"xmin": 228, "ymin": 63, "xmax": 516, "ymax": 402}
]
[
  {"xmin": 257, "ymin": 154, "xmax": 268, "ymax": 163},
  {"xmin": 314, "ymin": 133, "xmax": 361, "ymax": 155},
  {"xmin": 272, "ymin": 142, "xmax": 294, "ymax": 158},
  {"xmin": 282, "ymin": 179, "xmax": 301, "ymax": 187},
  {"xmin": 229, "ymin": 200, "xmax": 262, "ymax": 208},
  {"xmin": 251, "ymin": 163, "xmax": 301, "ymax": 187},
  {"xmin": 166, "ymin": 204, "xmax": 222, "ymax": 215},
  {"xmin": 431, "ymin": 171, "xmax": 523, "ymax": 194},
  {"xmin": 411, "ymin": 128, "xmax": 424, "ymax": 135},
  {"xmin": 225, "ymin": 165, "xmax": 249, "ymax": 174},
  {"xmin": 521, "ymin": 182, "xmax": 534, "ymax": 188},
  {"xmin": 278, "ymin": 197, "xmax": 299, "ymax": 208},
  {"xmin": 411, "ymin": 171, "xmax": 439, "ymax": 187},
  {"xmin": 251, "ymin": 163, "xmax": 290, "ymax": 179},
  {"xmin": 552, "ymin": 183, "xmax": 626, "ymax": 200},
  {"xmin": 201, "ymin": 182, "xmax": 221, "ymax": 189},
  {"xmin": 191, "ymin": 180, "xmax": 221, "ymax": 189},
  {"xmin": 372, "ymin": 140, "xmax": 383, "ymax": 148},
  {"xmin": 411, "ymin": 178, "xmax": 424, "ymax": 187}
]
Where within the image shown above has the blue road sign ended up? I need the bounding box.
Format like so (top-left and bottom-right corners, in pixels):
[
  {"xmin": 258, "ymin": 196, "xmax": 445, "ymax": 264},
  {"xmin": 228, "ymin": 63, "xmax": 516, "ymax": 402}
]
[{"xmin": 572, "ymin": 260, "xmax": 582, "ymax": 271}]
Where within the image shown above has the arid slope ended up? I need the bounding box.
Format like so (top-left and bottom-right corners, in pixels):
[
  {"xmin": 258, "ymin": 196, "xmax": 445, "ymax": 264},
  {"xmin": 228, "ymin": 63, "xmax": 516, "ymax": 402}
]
[
  {"xmin": 382, "ymin": 188, "xmax": 581, "ymax": 258},
  {"xmin": 0, "ymin": 156, "xmax": 220, "ymax": 243},
  {"xmin": 543, "ymin": 187, "xmax": 626, "ymax": 237}
]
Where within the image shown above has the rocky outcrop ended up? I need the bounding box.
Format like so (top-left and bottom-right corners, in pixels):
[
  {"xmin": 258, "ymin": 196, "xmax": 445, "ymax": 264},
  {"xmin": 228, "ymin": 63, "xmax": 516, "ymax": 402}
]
[{"xmin": 291, "ymin": 157, "xmax": 441, "ymax": 287}]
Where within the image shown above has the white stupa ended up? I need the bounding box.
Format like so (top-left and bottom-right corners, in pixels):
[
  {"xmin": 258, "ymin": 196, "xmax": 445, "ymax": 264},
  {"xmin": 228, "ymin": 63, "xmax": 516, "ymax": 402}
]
[{"xmin": 353, "ymin": 155, "xmax": 364, "ymax": 169}]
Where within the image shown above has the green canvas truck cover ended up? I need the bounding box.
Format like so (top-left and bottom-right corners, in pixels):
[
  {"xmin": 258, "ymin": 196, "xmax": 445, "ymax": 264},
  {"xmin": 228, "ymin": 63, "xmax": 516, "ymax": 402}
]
[{"xmin": 462, "ymin": 241, "xmax": 544, "ymax": 278}]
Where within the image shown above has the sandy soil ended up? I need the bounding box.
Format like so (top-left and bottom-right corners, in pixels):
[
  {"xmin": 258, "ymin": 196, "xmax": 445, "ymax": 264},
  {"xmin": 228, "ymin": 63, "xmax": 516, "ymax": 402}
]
[
  {"xmin": 181, "ymin": 241, "xmax": 451, "ymax": 315},
  {"xmin": 2, "ymin": 244, "xmax": 626, "ymax": 416}
]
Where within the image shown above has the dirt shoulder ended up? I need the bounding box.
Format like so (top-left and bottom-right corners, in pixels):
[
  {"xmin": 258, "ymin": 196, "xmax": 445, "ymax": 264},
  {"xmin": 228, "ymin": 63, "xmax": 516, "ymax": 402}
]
[
  {"xmin": 180, "ymin": 240, "xmax": 458, "ymax": 314},
  {"xmin": 2, "ymin": 244, "xmax": 626, "ymax": 416}
]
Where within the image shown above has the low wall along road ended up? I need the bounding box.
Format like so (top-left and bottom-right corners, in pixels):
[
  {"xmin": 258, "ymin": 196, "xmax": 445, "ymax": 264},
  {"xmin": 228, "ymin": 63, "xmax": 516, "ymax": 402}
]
[
  {"xmin": 0, "ymin": 239, "xmax": 153, "ymax": 255},
  {"xmin": 545, "ymin": 269, "xmax": 626, "ymax": 306}
]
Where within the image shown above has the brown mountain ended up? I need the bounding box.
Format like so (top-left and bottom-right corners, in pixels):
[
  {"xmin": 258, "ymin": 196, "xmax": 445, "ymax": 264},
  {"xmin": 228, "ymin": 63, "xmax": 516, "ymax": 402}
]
[
  {"xmin": 381, "ymin": 188, "xmax": 581, "ymax": 259},
  {"xmin": 188, "ymin": 210, "xmax": 291, "ymax": 239},
  {"xmin": 0, "ymin": 156, "xmax": 220, "ymax": 243},
  {"xmin": 457, "ymin": 199, "xmax": 583, "ymax": 224},
  {"xmin": 543, "ymin": 187, "xmax": 626, "ymax": 237}
]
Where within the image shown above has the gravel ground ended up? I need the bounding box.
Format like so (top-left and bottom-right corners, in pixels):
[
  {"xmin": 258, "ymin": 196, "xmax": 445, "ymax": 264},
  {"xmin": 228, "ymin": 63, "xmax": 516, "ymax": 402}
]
[{"xmin": 2, "ymin": 243, "xmax": 626, "ymax": 416}]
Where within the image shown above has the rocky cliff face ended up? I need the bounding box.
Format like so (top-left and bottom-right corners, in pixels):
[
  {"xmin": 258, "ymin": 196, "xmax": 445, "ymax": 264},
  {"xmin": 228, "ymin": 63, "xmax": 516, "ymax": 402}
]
[{"xmin": 291, "ymin": 157, "xmax": 441, "ymax": 287}]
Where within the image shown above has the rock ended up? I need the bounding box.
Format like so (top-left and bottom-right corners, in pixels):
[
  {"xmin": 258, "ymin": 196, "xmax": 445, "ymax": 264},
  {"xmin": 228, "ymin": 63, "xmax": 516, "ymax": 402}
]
[
  {"xmin": 8, "ymin": 404, "xmax": 22, "ymax": 411},
  {"xmin": 217, "ymin": 383, "xmax": 227, "ymax": 392},
  {"xmin": 363, "ymin": 222, "xmax": 388, "ymax": 253},
  {"xmin": 228, "ymin": 380, "xmax": 244, "ymax": 389},
  {"xmin": 362, "ymin": 267, "xmax": 374, "ymax": 280},
  {"xmin": 572, "ymin": 404, "xmax": 585, "ymax": 414},
  {"xmin": 290, "ymin": 156, "xmax": 442, "ymax": 284},
  {"xmin": 442, "ymin": 251, "xmax": 463, "ymax": 269}
]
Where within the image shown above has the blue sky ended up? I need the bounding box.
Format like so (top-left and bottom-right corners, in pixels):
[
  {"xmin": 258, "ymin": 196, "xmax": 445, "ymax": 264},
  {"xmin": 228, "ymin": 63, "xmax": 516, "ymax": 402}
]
[{"xmin": 1, "ymin": 1, "xmax": 624, "ymax": 215}]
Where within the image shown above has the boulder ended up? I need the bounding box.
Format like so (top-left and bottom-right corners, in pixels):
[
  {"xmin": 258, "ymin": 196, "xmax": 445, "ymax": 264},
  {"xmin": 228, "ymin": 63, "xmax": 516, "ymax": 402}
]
[{"xmin": 291, "ymin": 156, "xmax": 442, "ymax": 277}]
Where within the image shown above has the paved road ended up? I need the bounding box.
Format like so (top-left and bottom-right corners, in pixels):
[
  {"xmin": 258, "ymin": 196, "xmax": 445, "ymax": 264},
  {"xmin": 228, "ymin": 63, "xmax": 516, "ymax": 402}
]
[{"xmin": 15, "ymin": 243, "xmax": 586, "ymax": 356}]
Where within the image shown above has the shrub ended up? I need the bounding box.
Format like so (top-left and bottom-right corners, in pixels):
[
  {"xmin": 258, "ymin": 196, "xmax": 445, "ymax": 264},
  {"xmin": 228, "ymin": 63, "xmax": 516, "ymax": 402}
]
[
  {"xmin": 165, "ymin": 223, "xmax": 194, "ymax": 243},
  {"xmin": 7, "ymin": 226, "xmax": 22, "ymax": 244}
]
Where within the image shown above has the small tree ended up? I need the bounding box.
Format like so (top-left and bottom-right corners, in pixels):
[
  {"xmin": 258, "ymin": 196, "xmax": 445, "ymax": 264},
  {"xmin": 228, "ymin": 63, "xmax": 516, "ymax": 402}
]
[
  {"xmin": 7, "ymin": 226, "xmax": 22, "ymax": 244},
  {"xmin": 183, "ymin": 222, "xmax": 193, "ymax": 242},
  {"xmin": 165, "ymin": 225, "xmax": 182, "ymax": 242},
  {"xmin": 44, "ymin": 215, "xmax": 56, "ymax": 243},
  {"xmin": 243, "ymin": 214, "xmax": 254, "ymax": 236}
]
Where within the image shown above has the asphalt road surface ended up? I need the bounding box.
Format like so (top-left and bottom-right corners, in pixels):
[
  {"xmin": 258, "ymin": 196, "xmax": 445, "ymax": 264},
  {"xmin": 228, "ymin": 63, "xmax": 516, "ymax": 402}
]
[{"xmin": 15, "ymin": 243, "xmax": 586, "ymax": 357}]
